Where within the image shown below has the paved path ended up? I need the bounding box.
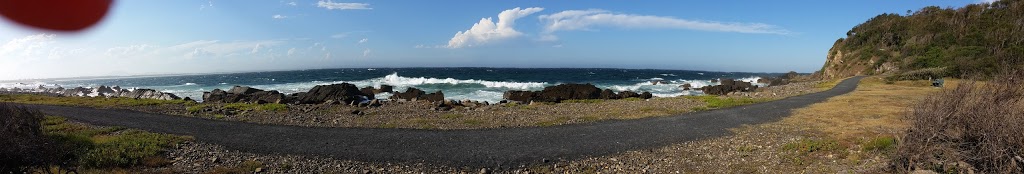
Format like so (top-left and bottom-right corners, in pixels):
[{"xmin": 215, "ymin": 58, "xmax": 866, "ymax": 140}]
[{"xmin": 27, "ymin": 76, "xmax": 864, "ymax": 167}]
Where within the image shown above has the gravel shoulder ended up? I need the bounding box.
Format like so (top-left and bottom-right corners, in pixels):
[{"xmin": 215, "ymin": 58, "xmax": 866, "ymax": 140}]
[{"xmin": 22, "ymin": 77, "xmax": 864, "ymax": 169}]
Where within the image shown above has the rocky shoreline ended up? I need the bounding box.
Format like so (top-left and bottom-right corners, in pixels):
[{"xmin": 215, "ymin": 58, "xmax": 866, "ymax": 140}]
[{"xmin": 1, "ymin": 73, "xmax": 827, "ymax": 129}]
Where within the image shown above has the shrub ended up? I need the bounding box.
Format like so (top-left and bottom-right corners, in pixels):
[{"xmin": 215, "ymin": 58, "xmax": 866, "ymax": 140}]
[
  {"xmin": 892, "ymin": 70, "xmax": 1024, "ymax": 173},
  {"xmin": 0, "ymin": 103, "xmax": 51, "ymax": 172},
  {"xmin": 884, "ymin": 67, "xmax": 949, "ymax": 82}
]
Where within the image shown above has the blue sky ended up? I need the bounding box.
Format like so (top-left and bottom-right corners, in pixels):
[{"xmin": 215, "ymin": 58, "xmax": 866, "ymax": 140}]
[{"xmin": 0, "ymin": 0, "xmax": 988, "ymax": 80}]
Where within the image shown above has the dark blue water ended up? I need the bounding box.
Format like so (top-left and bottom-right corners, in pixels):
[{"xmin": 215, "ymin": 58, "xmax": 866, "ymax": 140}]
[{"xmin": 3, "ymin": 68, "xmax": 780, "ymax": 102}]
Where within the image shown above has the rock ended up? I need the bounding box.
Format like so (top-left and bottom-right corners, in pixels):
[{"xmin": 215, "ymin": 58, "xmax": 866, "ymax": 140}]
[
  {"xmin": 479, "ymin": 168, "xmax": 490, "ymax": 174},
  {"xmin": 183, "ymin": 97, "xmax": 195, "ymax": 102},
  {"xmin": 249, "ymin": 90, "xmax": 285, "ymax": 104},
  {"xmin": 203, "ymin": 89, "xmax": 229, "ymax": 103},
  {"xmin": 359, "ymin": 86, "xmax": 376, "ymax": 98},
  {"xmin": 350, "ymin": 110, "xmax": 364, "ymax": 115},
  {"xmin": 503, "ymin": 90, "xmax": 539, "ymax": 102},
  {"xmin": 227, "ymin": 86, "xmax": 263, "ymax": 95},
  {"xmin": 640, "ymin": 92, "xmax": 653, "ymax": 99},
  {"xmin": 618, "ymin": 91, "xmax": 640, "ymax": 99},
  {"xmin": 421, "ymin": 91, "xmax": 444, "ymax": 102},
  {"xmin": 599, "ymin": 89, "xmax": 619, "ymax": 99},
  {"xmin": 535, "ymin": 83, "xmax": 602, "ymax": 102},
  {"xmin": 376, "ymin": 85, "xmax": 394, "ymax": 93},
  {"xmin": 681, "ymin": 83, "xmax": 692, "ymax": 90},
  {"xmin": 298, "ymin": 83, "xmax": 364, "ymax": 104},
  {"xmin": 391, "ymin": 87, "xmax": 426, "ymax": 101}
]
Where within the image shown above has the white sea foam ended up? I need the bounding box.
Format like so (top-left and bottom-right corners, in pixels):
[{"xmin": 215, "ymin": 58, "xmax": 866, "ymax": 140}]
[{"xmin": 184, "ymin": 83, "xmax": 198, "ymax": 86}]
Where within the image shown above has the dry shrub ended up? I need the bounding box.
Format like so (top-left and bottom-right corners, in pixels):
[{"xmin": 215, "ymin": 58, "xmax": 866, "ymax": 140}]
[
  {"xmin": 893, "ymin": 70, "xmax": 1024, "ymax": 173},
  {"xmin": 0, "ymin": 102, "xmax": 49, "ymax": 172}
]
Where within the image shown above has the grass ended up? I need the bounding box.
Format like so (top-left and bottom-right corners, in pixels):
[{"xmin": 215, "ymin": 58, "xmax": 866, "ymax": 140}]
[
  {"xmin": 440, "ymin": 113, "xmax": 463, "ymax": 119},
  {"xmin": 222, "ymin": 103, "xmax": 288, "ymax": 112},
  {"xmin": 42, "ymin": 116, "xmax": 190, "ymax": 168},
  {"xmin": 684, "ymin": 95, "xmax": 766, "ymax": 109},
  {"xmin": 535, "ymin": 116, "xmax": 571, "ymax": 127},
  {"xmin": 0, "ymin": 94, "xmax": 187, "ymax": 108},
  {"xmin": 562, "ymin": 99, "xmax": 605, "ymax": 104},
  {"xmin": 861, "ymin": 136, "xmax": 896, "ymax": 152},
  {"xmin": 771, "ymin": 76, "xmax": 949, "ymax": 171},
  {"xmin": 210, "ymin": 160, "xmax": 264, "ymax": 174}
]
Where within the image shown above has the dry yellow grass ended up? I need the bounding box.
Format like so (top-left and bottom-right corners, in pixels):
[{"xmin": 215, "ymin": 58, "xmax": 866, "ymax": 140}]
[{"xmin": 782, "ymin": 76, "xmax": 949, "ymax": 142}]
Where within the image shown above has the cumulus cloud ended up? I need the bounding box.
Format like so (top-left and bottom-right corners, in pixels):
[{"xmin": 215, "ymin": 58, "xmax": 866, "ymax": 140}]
[
  {"xmin": 0, "ymin": 34, "xmax": 56, "ymax": 57},
  {"xmin": 538, "ymin": 9, "xmax": 790, "ymax": 39},
  {"xmin": 317, "ymin": 1, "xmax": 371, "ymax": 10},
  {"xmin": 358, "ymin": 38, "xmax": 368, "ymax": 44},
  {"xmin": 272, "ymin": 14, "xmax": 288, "ymax": 19},
  {"xmin": 445, "ymin": 7, "xmax": 544, "ymax": 48}
]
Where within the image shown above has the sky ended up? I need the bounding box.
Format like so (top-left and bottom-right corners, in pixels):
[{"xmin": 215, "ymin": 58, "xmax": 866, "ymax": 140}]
[{"xmin": 0, "ymin": 0, "xmax": 991, "ymax": 80}]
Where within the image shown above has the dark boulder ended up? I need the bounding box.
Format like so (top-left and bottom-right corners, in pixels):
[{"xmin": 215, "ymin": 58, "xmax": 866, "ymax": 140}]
[
  {"xmin": 203, "ymin": 89, "xmax": 228, "ymax": 103},
  {"xmin": 421, "ymin": 91, "xmax": 445, "ymax": 102},
  {"xmin": 359, "ymin": 86, "xmax": 377, "ymax": 99},
  {"xmin": 536, "ymin": 83, "xmax": 601, "ymax": 102},
  {"xmin": 227, "ymin": 86, "xmax": 263, "ymax": 95},
  {"xmin": 702, "ymin": 85, "xmax": 732, "ymax": 95},
  {"xmin": 376, "ymin": 85, "xmax": 394, "ymax": 93},
  {"xmin": 249, "ymin": 90, "xmax": 285, "ymax": 104},
  {"xmin": 680, "ymin": 83, "xmax": 692, "ymax": 90},
  {"xmin": 599, "ymin": 89, "xmax": 619, "ymax": 99},
  {"xmin": 391, "ymin": 87, "xmax": 426, "ymax": 101},
  {"xmin": 640, "ymin": 92, "xmax": 653, "ymax": 99},
  {"xmin": 503, "ymin": 90, "xmax": 539, "ymax": 102},
  {"xmin": 618, "ymin": 91, "xmax": 640, "ymax": 99},
  {"xmin": 297, "ymin": 83, "xmax": 364, "ymax": 104}
]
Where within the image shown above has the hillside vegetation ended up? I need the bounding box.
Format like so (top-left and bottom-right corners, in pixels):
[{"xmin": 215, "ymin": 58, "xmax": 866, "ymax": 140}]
[{"xmin": 821, "ymin": 0, "xmax": 1024, "ymax": 79}]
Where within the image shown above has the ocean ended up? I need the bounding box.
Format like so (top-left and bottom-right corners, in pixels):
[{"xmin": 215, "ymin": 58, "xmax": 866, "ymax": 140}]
[{"xmin": 1, "ymin": 68, "xmax": 780, "ymax": 103}]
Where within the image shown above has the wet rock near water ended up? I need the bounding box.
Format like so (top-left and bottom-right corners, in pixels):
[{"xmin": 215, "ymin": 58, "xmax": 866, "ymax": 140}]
[{"xmin": 503, "ymin": 83, "xmax": 653, "ymax": 103}]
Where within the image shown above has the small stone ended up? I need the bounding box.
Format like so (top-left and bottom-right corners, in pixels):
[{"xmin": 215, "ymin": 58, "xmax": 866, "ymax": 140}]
[
  {"xmin": 255, "ymin": 167, "xmax": 263, "ymax": 173},
  {"xmin": 209, "ymin": 157, "xmax": 219, "ymax": 163},
  {"xmin": 478, "ymin": 168, "xmax": 490, "ymax": 174}
]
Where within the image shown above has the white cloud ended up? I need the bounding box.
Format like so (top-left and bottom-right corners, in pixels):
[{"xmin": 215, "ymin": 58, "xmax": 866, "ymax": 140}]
[
  {"xmin": 287, "ymin": 47, "xmax": 297, "ymax": 56},
  {"xmin": 199, "ymin": 1, "xmax": 213, "ymax": 10},
  {"xmin": 980, "ymin": 0, "xmax": 999, "ymax": 3},
  {"xmin": 287, "ymin": 1, "xmax": 297, "ymax": 6},
  {"xmin": 331, "ymin": 33, "xmax": 349, "ymax": 39},
  {"xmin": 251, "ymin": 43, "xmax": 264, "ymax": 54},
  {"xmin": 362, "ymin": 49, "xmax": 371, "ymax": 57},
  {"xmin": 445, "ymin": 7, "xmax": 544, "ymax": 48},
  {"xmin": 0, "ymin": 34, "xmax": 56, "ymax": 58},
  {"xmin": 358, "ymin": 38, "xmax": 368, "ymax": 44},
  {"xmin": 272, "ymin": 14, "xmax": 288, "ymax": 19},
  {"xmin": 317, "ymin": 1, "xmax": 371, "ymax": 10},
  {"xmin": 538, "ymin": 9, "xmax": 790, "ymax": 38}
]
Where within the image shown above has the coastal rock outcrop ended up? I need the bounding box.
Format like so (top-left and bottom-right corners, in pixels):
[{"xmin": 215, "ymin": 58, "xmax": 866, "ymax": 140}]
[
  {"xmin": 390, "ymin": 87, "xmax": 445, "ymax": 102},
  {"xmin": 701, "ymin": 78, "xmax": 758, "ymax": 95},
  {"xmin": 296, "ymin": 83, "xmax": 365, "ymax": 104},
  {"xmin": 503, "ymin": 83, "xmax": 653, "ymax": 103}
]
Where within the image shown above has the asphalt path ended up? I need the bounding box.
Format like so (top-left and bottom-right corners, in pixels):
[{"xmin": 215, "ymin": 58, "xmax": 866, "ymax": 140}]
[{"xmin": 25, "ymin": 76, "xmax": 864, "ymax": 167}]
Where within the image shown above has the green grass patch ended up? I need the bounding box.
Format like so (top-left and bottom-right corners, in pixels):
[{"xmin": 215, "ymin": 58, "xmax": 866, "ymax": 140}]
[
  {"xmin": 440, "ymin": 113, "xmax": 463, "ymax": 119},
  {"xmin": 461, "ymin": 119, "xmax": 484, "ymax": 125},
  {"xmin": 562, "ymin": 99, "xmax": 605, "ymax": 104},
  {"xmin": 41, "ymin": 116, "xmax": 189, "ymax": 168},
  {"xmin": 815, "ymin": 78, "xmax": 843, "ymax": 89},
  {"xmin": 685, "ymin": 95, "xmax": 766, "ymax": 109},
  {"xmin": 222, "ymin": 103, "xmax": 288, "ymax": 112},
  {"xmin": 0, "ymin": 94, "xmax": 186, "ymax": 108},
  {"xmin": 861, "ymin": 136, "xmax": 897, "ymax": 152},
  {"xmin": 622, "ymin": 97, "xmax": 643, "ymax": 101},
  {"xmin": 535, "ymin": 116, "xmax": 571, "ymax": 127}
]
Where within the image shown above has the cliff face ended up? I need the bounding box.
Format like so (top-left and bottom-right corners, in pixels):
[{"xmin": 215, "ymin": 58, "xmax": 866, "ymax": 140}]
[{"xmin": 819, "ymin": 0, "xmax": 1024, "ymax": 79}]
